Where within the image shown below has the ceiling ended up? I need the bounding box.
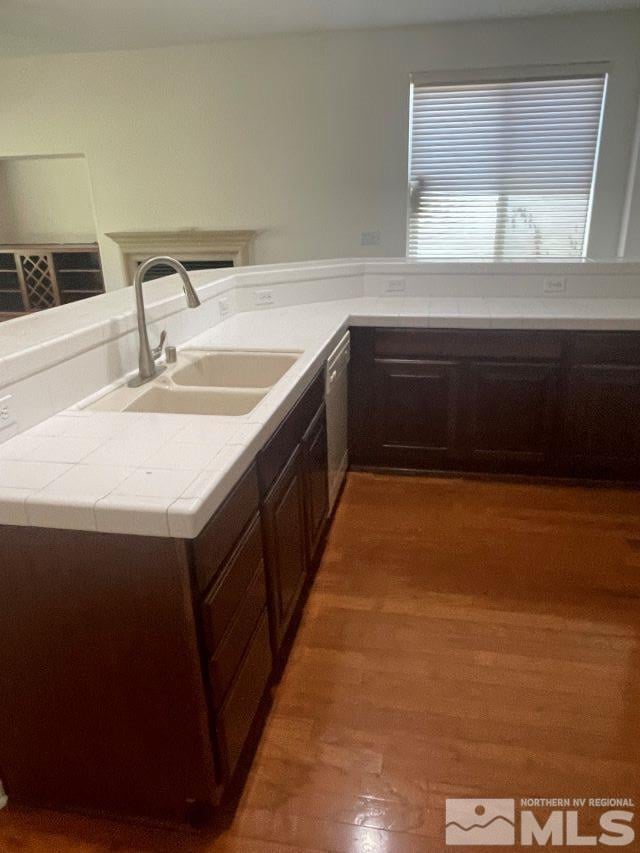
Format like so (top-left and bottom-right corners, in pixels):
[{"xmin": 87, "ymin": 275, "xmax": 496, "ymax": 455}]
[{"xmin": 1, "ymin": 0, "xmax": 639, "ymax": 57}]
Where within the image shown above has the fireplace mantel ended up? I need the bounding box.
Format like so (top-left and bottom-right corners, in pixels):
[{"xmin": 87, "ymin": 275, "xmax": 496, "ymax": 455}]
[{"xmin": 106, "ymin": 229, "xmax": 257, "ymax": 278}]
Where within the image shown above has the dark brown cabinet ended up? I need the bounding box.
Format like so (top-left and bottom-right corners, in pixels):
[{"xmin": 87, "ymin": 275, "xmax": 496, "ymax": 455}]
[
  {"xmin": 0, "ymin": 527, "xmax": 219, "ymax": 824},
  {"xmin": 215, "ymin": 612, "xmax": 272, "ymax": 781},
  {"xmin": 373, "ymin": 358, "xmax": 460, "ymax": 468},
  {"xmin": 563, "ymin": 365, "xmax": 640, "ymax": 475},
  {"xmin": 257, "ymin": 372, "xmax": 328, "ymax": 664},
  {"xmin": 352, "ymin": 329, "xmax": 562, "ymax": 474},
  {"xmin": 193, "ymin": 463, "xmax": 260, "ymax": 593},
  {"xmin": 350, "ymin": 328, "xmax": 640, "ymax": 482},
  {"xmin": 465, "ymin": 361, "xmax": 559, "ymax": 467},
  {"xmin": 302, "ymin": 403, "xmax": 330, "ymax": 565},
  {"xmin": 0, "ymin": 371, "xmax": 331, "ymax": 824},
  {"xmin": 261, "ymin": 444, "xmax": 308, "ymax": 651},
  {"xmin": 560, "ymin": 332, "xmax": 640, "ymax": 478},
  {"xmin": 171, "ymin": 464, "xmax": 275, "ymax": 788},
  {"xmin": 200, "ymin": 514, "xmax": 268, "ymax": 710},
  {"xmin": 192, "ymin": 466, "xmax": 273, "ymax": 789}
]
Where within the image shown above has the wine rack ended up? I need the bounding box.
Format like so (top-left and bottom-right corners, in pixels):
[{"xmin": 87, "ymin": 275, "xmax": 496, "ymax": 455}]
[{"xmin": 0, "ymin": 244, "xmax": 105, "ymax": 320}]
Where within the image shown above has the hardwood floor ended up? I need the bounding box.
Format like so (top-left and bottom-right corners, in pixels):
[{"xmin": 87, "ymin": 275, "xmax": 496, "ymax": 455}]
[{"xmin": 2, "ymin": 472, "xmax": 639, "ymax": 851}]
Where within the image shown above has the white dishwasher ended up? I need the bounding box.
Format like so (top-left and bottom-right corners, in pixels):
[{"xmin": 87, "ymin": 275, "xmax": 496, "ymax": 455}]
[{"xmin": 325, "ymin": 331, "xmax": 350, "ymax": 511}]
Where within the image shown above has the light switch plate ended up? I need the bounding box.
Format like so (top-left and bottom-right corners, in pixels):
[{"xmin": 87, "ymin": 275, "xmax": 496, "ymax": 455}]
[
  {"xmin": 361, "ymin": 231, "xmax": 381, "ymax": 246},
  {"xmin": 543, "ymin": 276, "xmax": 567, "ymax": 294}
]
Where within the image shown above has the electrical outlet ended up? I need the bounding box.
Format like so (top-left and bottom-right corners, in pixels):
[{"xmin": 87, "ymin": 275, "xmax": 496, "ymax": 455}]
[
  {"xmin": 385, "ymin": 278, "xmax": 406, "ymax": 295},
  {"xmin": 544, "ymin": 276, "xmax": 567, "ymax": 294},
  {"xmin": 219, "ymin": 297, "xmax": 230, "ymax": 318},
  {"xmin": 361, "ymin": 231, "xmax": 381, "ymax": 246},
  {"xmin": 0, "ymin": 394, "xmax": 16, "ymax": 433},
  {"xmin": 255, "ymin": 289, "xmax": 274, "ymax": 307}
]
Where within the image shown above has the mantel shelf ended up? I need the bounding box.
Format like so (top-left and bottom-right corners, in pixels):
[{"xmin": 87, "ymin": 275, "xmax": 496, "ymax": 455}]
[{"xmin": 106, "ymin": 229, "xmax": 258, "ymax": 276}]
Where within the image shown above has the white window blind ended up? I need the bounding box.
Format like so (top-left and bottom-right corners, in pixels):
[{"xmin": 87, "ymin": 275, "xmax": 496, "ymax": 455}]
[{"xmin": 408, "ymin": 73, "xmax": 607, "ymax": 259}]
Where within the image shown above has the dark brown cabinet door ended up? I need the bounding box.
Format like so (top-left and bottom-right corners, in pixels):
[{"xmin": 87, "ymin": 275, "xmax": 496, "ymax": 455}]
[
  {"xmin": 261, "ymin": 444, "xmax": 308, "ymax": 652},
  {"xmin": 351, "ymin": 327, "xmax": 640, "ymax": 482},
  {"xmin": 215, "ymin": 612, "xmax": 272, "ymax": 782},
  {"xmin": 200, "ymin": 515, "xmax": 269, "ymax": 709},
  {"xmin": 562, "ymin": 365, "xmax": 640, "ymax": 476},
  {"xmin": 302, "ymin": 404, "xmax": 329, "ymax": 565},
  {"xmin": 464, "ymin": 361, "xmax": 559, "ymax": 469},
  {"xmin": 372, "ymin": 358, "xmax": 460, "ymax": 468}
]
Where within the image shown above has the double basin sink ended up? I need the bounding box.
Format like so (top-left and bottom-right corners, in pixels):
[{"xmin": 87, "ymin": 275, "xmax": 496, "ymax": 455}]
[{"xmin": 91, "ymin": 349, "xmax": 301, "ymax": 416}]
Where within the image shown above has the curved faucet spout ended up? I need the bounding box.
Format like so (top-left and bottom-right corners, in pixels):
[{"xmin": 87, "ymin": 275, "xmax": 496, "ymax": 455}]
[
  {"xmin": 128, "ymin": 255, "xmax": 201, "ymax": 388},
  {"xmin": 136, "ymin": 255, "xmax": 201, "ymax": 308}
]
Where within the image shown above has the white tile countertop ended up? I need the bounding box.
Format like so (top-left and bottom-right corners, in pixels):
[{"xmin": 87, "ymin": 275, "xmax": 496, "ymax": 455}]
[{"xmin": 2, "ymin": 259, "xmax": 640, "ymax": 538}]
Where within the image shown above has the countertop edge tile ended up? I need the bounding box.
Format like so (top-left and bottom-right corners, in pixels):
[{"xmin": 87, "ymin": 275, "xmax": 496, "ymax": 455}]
[
  {"xmin": 94, "ymin": 495, "xmax": 173, "ymax": 537},
  {"xmin": 25, "ymin": 494, "xmax": 98, "ymax": 532},
  {"xmin": 0, "ymin": 487, "xmax": 31, "ymax": 526}
]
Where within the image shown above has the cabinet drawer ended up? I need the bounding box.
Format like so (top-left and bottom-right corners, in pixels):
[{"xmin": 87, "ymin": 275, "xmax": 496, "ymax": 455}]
[
  {"xmin": 208, "ymin": 562, "xmax": 267, "ymax": 708},
  {"xmin": 193, "ymin": 464, "xmax": 259, "ymax": 593},
  {"xmin": 215, "ymin": 611, "xmax": 272, "ymax": 780},
  {"xmin": 201, "ymin": 514, "xmax": 264, "ymax": 653},
  {"xmin": 258, "ymin": 371, "xmax": 324, "ymax": 496},
  {"xmin": 374, "ymin": 329, "xmax": 564, "ymax": 361},
  {"xmin": 570, "ymin": 332, "xmax": 640, "ymax": 366}
]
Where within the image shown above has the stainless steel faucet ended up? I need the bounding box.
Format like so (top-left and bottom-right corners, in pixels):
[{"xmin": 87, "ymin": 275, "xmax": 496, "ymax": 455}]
[{"xmin": 128, "ymin": 256, "xmax": 201, "ymax": 388}]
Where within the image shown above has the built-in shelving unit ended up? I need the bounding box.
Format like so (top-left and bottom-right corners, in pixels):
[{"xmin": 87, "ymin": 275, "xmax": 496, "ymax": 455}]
[{"xmin": 0, "ymin": 244, "xmax": 105, "ymax": 320}]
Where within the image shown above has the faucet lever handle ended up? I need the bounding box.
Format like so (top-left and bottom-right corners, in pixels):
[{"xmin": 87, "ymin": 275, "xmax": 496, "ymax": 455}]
[{"xmin": 152, "ymin": 329, "xmax": 167, "ymax": 360}]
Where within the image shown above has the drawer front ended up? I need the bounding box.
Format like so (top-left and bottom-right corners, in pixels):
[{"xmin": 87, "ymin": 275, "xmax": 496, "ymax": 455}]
[
  {"xmin": 208, "ymin": 562, "xmax": 267, "ymax": 708},
  {"xmin": 258, "ymin": 370, "xmax": 324, "ymax": 496},
  {"xmin": 570, "ymin": 332, "xmax": 640, "ymax": 366},
  {"xmin": 215, "ymin": 611, "xmax": 272, "ymax": 780},
  {"xmin": 193, "ymin": 464, "xmax": 259, "ymax": 593},
  {"xmin": 374, "ymin": 329, "xmax": 564, "ymax": 361},
  {"xmin": 201, "ymin": 514, "xmax": 264, "ymax": 653}
]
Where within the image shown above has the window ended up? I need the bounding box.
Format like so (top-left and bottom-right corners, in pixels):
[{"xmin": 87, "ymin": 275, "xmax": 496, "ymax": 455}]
[{"xmin": 407, "ymin": 70, "xmax": 607, "ymax": 259}]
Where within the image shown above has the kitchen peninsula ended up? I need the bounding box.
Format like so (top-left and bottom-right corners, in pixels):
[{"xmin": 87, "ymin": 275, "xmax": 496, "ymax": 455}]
[{"xmin": 1, "ymin": 258, "xmax": 640, "ymax": 823}]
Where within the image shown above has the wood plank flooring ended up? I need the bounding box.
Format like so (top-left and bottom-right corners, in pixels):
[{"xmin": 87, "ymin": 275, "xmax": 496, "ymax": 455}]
[{"xmin": 1, "ymin": 472, "xmax": 639, "ymax": 851}]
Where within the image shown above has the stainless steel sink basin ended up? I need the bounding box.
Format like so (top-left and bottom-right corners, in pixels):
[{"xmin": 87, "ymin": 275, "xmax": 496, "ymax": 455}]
[
  {"xmin": 123, "ymin": 386, "xmax": 266, "ymax": 416},
  {"xmin": 172, "ymin": 350, "xmax": 300, "ymax": 389}
]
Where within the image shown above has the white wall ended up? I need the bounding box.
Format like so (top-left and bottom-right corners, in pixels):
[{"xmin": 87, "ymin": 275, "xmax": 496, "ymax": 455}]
[
  {"xmin": 623, "ymin": 96, "xmax": 640, "ymax": 257},
  {"xmin": 0, "ymin": 156, "xmax": 96, "ymax": 244},
  {"xmin": 0, "ymin": 166, "xmax": 12, "ymax": 241},
  {"xmin": 0, "ymin": 10, "xmax": 639, "ymax": 290}
]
